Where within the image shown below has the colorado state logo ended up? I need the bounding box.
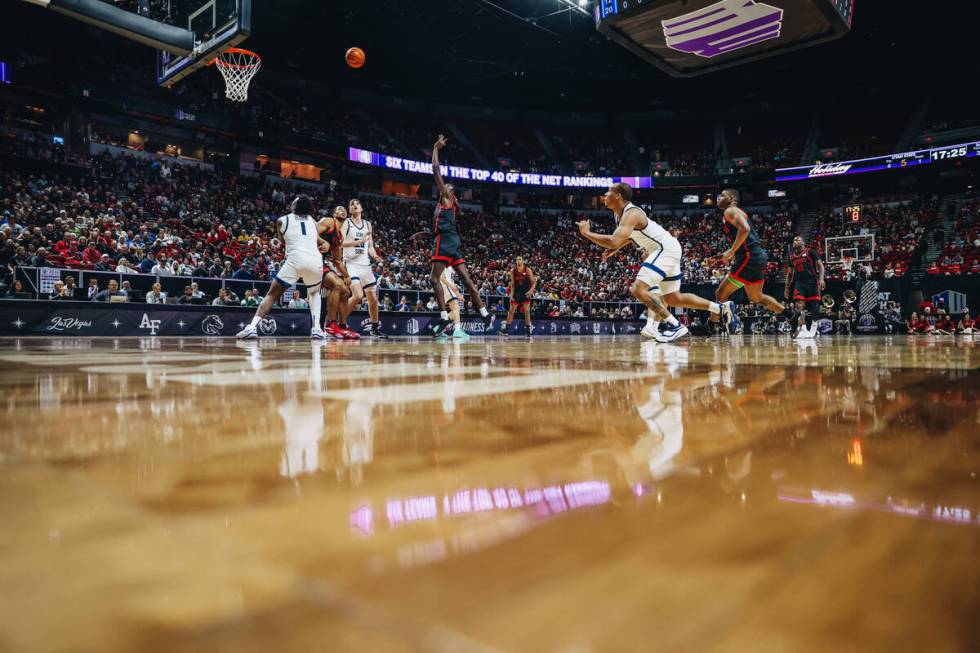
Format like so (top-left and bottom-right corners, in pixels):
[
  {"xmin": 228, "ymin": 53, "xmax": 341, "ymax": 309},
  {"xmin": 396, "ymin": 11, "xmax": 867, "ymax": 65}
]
[
  {"xmin": 202, "ymin": 314, "xmax": 224, "ymax": 335},
  {"xmin": 258, "ymin": 317, "xmax": 278, "ymax": 335}
]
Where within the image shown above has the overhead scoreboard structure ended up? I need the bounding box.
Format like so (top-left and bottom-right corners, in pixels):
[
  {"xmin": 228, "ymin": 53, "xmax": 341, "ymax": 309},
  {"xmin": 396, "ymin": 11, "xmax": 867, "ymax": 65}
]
[
  {"xmin": 18, "ymin": 0, "xmax": 252, "ymax": 87},
  {"xmin": 595, "ymin": 0, "xmax": 854, "ymax": 77}
]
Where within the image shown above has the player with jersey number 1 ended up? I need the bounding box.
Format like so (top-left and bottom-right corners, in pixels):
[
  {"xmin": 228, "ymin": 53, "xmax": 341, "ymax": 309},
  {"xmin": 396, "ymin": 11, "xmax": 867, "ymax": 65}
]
[{"xmin": 237, "ymin": 195, "xmax": 330, "ymax": 339}]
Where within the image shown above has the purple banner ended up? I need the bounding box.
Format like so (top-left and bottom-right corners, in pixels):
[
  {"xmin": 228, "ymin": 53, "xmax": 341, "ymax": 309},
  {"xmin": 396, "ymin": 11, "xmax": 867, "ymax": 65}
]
[{"xmin": 348, "ymin": 147, "xmax": 654, "ymax": 189}]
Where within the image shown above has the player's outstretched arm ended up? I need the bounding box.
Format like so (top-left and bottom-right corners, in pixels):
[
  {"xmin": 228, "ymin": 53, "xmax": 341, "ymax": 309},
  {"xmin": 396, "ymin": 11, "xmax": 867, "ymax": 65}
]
[
  {"xmin": 432, "ymin": 134, "xmax": 449, "ymax": 195},
  {"xmin": 576, "ymin": 209, "xmax": 638, "ymax": 250}
]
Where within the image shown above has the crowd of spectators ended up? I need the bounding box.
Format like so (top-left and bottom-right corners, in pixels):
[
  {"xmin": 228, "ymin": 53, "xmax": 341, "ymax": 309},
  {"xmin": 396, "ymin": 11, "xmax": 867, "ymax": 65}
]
[
  {"xmin": 2, "ymin": 137, "xmax": 975, "ymax": 321},
  {"xmin": 807, "ymin": 199, "xmax": 941, "ymax": 281},
  {"xmin": 927, "ymin": 199, "xmax": 980, "ymax": 276}
]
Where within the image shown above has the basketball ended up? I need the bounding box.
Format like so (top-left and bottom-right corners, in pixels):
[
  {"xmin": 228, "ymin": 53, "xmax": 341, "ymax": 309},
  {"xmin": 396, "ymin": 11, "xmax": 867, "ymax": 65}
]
[{"xmin": 345, "ymin": 47, "xmax": 365, "ymax": 69}]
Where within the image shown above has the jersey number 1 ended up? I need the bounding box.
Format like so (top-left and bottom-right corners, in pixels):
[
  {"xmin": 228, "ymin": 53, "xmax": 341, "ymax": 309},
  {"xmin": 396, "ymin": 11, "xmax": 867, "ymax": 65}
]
[{"xmin": 300, "ymin": 223, "xmax": 307, "ymax": 236}]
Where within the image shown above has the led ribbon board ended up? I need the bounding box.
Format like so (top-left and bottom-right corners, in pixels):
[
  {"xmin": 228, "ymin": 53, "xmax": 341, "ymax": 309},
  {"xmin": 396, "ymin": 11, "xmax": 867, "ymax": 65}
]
[{"xmin": 348, "ymin": 148, "xmax": 654, "ymax": 189}]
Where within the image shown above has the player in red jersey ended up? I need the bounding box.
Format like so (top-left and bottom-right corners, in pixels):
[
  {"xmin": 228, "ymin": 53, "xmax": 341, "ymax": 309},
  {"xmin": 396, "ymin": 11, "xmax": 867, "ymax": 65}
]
[
  {"xmin": 708, "ymin": 189, "xmax": 790, "ymax": 333},
  {"xmin": 317, "ymin": 206, "xmax": 359, "ymax": 340},
  {"xmin": 423, "ymin": 135, "xmax": 495, "ymax": 338},
  {"xmin": 784, "ymin": 236, "xmax": 826, "ymax": 339},
  {"xmin": 500, "ymin": 256, "xmax": 536, "ymax": 337}
]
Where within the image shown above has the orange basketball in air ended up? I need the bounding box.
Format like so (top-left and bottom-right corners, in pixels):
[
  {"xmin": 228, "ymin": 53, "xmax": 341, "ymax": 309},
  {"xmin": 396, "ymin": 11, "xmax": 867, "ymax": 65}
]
[{"xmin": 345, "ymin": 47, "xmax": 365, "ymax": 69}]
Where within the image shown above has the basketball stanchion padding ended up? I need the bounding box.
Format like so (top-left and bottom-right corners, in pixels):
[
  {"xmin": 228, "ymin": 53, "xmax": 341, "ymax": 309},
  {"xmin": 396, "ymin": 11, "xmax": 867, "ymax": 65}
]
[{"xmin": 212, "ymin": 47, "xmax": 261, "ymax": 102}]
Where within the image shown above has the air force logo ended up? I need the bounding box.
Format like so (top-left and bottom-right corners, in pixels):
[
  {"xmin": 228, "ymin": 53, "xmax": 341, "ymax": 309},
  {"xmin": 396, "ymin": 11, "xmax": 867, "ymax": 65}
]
[
  {"xmin": 663, "ymin": 0, "xmax": 784, "ymax": 59},
  {"xmin": 139, "ymin": 313, "xmax": 162, "ymax": 335}
]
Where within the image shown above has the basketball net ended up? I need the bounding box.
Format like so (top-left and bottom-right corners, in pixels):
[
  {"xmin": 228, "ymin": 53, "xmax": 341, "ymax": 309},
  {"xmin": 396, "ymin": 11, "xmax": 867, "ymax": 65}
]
[
  {"xmin": 841, "ymin": 256, "xmax": 855, "ymax": 273},
  {"xmin": 213, "ymin": 48, "xmax": 261, "ymax": 102}
]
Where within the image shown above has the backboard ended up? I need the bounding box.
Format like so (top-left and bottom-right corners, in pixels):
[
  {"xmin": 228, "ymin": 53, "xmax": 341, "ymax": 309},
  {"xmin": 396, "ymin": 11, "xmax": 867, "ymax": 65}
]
[
  {"xmin": 157, "ymin": 0, "xmax": 252, "ymax": 87},
  {"xmin": 825, "ymin": 234, "xmax": 874, "ymax": 265}
]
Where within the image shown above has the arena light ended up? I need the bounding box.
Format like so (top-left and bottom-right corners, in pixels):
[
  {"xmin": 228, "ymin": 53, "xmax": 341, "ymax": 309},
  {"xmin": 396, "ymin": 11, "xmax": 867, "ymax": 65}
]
[{"xmin": 556, "ymin": 0, "xmax": 590, "ymax": 16}]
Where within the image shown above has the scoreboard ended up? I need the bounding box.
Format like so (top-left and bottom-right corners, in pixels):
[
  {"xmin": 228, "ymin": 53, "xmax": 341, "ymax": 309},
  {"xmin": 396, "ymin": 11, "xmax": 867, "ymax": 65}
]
[{"xmin": 776, "ymin": 141, "xmax": 980, "ymax": 182}]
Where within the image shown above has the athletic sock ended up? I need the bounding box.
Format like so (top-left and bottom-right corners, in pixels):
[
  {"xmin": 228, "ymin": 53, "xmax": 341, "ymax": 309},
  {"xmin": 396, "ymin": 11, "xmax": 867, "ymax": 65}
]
[
  {"xmin": 708, "ymin": 302, "xmax": 722, "ymax": 315},
  {"xmin": 440, "ymin": 311, "xmax": 449, "ymax": 321},
  {"xmin": 664, "ymin": 314, "xmax": 680, "ymax": 327},
  {"xmin": 248, "ymin": 314, "xmax": 261, "ymax": 329},
  {"xmin": 479, "ymin": 307, "xmax": 489, "ymax": 317},
  {"xmin": 309, "ymin": 295, "xmax": 321, "ymax": 329}
]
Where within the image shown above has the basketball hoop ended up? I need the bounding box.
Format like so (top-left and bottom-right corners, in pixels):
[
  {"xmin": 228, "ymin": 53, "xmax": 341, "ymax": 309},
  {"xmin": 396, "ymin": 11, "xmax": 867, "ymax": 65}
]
[{"xmin": 212, "ymin": 48, "xmax": 261, "ymax": 102}]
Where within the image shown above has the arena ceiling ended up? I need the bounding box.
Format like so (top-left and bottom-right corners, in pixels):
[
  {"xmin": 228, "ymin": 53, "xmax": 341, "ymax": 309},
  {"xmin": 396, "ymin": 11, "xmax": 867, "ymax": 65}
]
[{"xmin": 2, "ymin": 1, "xmax": 977, "ymax": 112}]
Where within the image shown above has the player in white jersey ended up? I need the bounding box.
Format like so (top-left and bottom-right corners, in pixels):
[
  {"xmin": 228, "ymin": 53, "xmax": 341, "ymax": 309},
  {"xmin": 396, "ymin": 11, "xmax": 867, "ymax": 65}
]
[
  {"xmin": 438, "ymin": 266, "xmax": 469, "ymax": 341},
  {"xmin": 577, "ymin": 182, "xmax": 736, "ymax": 342},
  {"xmin": 237, "ymin": 195, "xmax": 337, "ymax": 339},
  {"xmin": 342, "ymin": 199, "xmax": 387, "ymax": 338}
]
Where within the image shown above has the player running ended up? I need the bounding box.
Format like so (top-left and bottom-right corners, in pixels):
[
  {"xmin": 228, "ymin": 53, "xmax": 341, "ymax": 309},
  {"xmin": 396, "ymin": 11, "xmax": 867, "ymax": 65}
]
[
  {"xmin": 437, "ymin": 266, "xmax": 470, "ymax": 341},
  {"xmin": 318, "ymin": 206, "xmax": 359, "ymax": 340},
  {"xmin": 237, "ymin": 195, "xmax": 330, "ymax": 339},
  {"xmin": 577, "ymin": 182, "xmax": 736, "ymax": 342},
  {"xmin": 342, "ymin": 199, "xmax": 387, "ymax": 339},
  {"xmin": 784, "ymin": 235, "xmax": 825, "ymax": 340},
  {"xmin": 500, "ymin": 256, "xmax": 535, "ymax": 338},
  {"xmin": 708, "ymin": 189, "xmax": 789, "ymax": 333},
  {"xmin": 426, "ymin": 135, "xmax": 494, "ymax": 338}
]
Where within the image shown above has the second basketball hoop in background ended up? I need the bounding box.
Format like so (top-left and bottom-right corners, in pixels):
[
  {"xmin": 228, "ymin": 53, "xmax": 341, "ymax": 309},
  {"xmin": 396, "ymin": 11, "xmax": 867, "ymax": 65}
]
[
  {"xmin": 346, "ymin": 47, "xmax": 365, "ymax": 69},
  {"xmin": 213, "ymin": 47, "xmax": 261, "ymax": 102}
]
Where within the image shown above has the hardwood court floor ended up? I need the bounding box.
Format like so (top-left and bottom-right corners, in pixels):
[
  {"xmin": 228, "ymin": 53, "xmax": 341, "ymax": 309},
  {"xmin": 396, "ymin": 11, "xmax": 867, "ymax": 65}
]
[{"xmin": 0, "ymin": 335, "xmax": 977, "ymax": 653}]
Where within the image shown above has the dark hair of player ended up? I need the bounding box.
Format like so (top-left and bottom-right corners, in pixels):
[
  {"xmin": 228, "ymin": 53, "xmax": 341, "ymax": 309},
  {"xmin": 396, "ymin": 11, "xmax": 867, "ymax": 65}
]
[
  {"xmin": 611, "ymin": 182, "xmax": 633, "ymax": 203},
  {"xmin": 292, "ymin": 194, "xmax": 314, "ymax": 216}
]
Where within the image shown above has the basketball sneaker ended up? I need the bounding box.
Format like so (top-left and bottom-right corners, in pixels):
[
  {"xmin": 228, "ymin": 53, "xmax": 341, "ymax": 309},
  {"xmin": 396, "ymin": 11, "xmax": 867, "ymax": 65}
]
[
  {"xmin": 641, "ymin": 322, "xmax": 659, "ymax": 339},
  {"xmin": 722, "ymin": 301, "xmax": 741, "ymax": 334},
  {"xmin": 369, "ymin": 322, "xmax": 389, "ymax": 339},
  {"xmin": 452, "ymin": 328, "xmax": 470, "ymax": 342},
  {"xmin": 653, "ymin": 322, "xmax": 689, "ymax": 343},
  {"xmin": 236, "ymin": 324, "xmax": 258, "ymax": 339},
  {"xmin": 325, "ymin": 321, "xmax": 345, "ymax": 340},
  {"xmin": 483, "ymin": 312, "xmax": 496, "ymax": 332},
  {"xmin": 431, "ymin": 318, "xmax": 454, "ymax": 338},
  {"xmin": 338, "ymin": 324, "xmax": 360, "ymax": 340},
  {"xmin": 525, "ymin": 325, "xmax": 532, "ymax": 338},
  {"xmin": 310, "ymin": 326, "xmax": 328, "ymax": 340}
]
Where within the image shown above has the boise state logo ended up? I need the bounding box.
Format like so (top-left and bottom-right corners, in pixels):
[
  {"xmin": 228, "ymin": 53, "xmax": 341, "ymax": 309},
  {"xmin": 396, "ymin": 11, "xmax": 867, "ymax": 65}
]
[{"xmin": 202, "ymin": 314, "xmax": 224, "ymax": 335}]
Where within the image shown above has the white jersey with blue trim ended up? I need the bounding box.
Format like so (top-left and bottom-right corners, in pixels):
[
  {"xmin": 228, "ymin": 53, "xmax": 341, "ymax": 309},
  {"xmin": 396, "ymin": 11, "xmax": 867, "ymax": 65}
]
[
  {"xmin": 619, "ymin": 203, "xmax": 679, "ymax": 255},
  {"xmin": 278, "ymin": 212, "xmax": 321, "ymax": 260},
  {"xmin": 343, "ymin": 217, "xmax": 371, "ymax": 266}
]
